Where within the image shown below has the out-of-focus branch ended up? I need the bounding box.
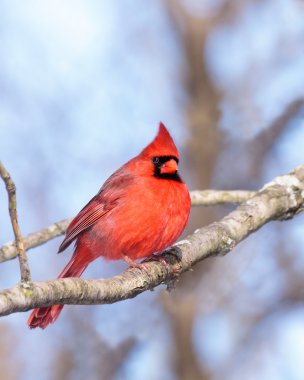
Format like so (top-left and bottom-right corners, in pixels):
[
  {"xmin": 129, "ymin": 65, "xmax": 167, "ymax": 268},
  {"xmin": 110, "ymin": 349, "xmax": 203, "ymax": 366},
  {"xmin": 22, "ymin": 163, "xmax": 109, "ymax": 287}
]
[
  {"xmin": 0, "ymin": 190, "xmax": 256, "ymax": 263},
  {"xmin": 0, "ymin": 161, "xmax": 31, "ymax": 283},
  {"xmin": 248, "ymin": 98, "xmax": 304, "ymax": 180},
  {"xmin": 0, "ymin": 166, "xmax": 303, "ymax": 317}
]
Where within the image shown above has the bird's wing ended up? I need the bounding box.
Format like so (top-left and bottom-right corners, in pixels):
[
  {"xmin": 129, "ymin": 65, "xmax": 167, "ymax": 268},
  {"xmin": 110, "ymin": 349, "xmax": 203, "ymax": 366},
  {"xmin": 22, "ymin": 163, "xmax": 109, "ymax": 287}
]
[
  {"xmin": 58, "ymin": 170, "xmax": 135, "ymax": 253},
  {"xmin": 58, "ymin": 196, "xmax": 115, "ymax": 253}
]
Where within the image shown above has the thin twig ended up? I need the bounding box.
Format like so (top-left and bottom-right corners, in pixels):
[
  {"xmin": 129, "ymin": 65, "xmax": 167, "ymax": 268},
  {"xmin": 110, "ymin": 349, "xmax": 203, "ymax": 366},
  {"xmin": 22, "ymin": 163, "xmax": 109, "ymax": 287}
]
[
  {"xmin": 0, "ymin": 219, "xmax": 71, "ymax": 263},
  {"xmin": 0, "ymin": 161, "xmax": 31, "ymax": 283},
  {"xmin": 0, "ymin": 190, "xmax": 256, "ymax": 263}
]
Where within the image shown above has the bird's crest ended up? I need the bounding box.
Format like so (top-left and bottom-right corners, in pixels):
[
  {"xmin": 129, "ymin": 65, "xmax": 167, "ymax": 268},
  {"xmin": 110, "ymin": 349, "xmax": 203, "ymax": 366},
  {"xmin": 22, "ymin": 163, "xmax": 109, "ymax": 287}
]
[{"xmin": 140, "ymin": 122, "xmax": 179, "ymax": 159}]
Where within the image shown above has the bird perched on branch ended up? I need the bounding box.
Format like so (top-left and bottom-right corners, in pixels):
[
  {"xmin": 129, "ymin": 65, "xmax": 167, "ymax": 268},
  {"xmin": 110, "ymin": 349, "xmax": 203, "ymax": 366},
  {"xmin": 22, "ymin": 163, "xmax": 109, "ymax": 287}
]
[{"xmin": 28, "ymin": 123, "xmax": 191, "ymax": 329}]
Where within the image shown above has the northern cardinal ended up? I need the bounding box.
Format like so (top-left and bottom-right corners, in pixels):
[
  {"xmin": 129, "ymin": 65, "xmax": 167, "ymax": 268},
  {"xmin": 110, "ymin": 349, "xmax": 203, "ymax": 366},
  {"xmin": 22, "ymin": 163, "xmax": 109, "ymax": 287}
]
[{"xmin": 28, "ymin": 123, "xmax": 190, "ymax": 329}]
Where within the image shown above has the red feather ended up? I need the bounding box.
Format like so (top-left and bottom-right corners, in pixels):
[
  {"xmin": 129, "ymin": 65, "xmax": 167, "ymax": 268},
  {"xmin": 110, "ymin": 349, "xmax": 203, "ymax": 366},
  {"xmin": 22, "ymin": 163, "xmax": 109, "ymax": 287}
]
[{"xmin": 28, "ymin": 123, "xmax": 191, "ymax": 329}]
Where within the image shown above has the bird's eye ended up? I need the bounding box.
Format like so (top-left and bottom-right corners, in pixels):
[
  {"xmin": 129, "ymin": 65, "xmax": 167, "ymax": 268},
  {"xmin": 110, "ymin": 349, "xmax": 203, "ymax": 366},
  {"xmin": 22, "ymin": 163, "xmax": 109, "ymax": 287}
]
[{"xmin": 152, "ymin": 157, "xmax": 160, "ymax": 165}]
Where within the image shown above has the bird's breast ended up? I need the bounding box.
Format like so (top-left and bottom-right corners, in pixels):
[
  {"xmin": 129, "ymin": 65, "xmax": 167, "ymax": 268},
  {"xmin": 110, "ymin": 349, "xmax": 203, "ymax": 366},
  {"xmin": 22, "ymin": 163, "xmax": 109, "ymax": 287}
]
[{"xmin": 90, "ymin": 177, "xmax": 191, "ymax": 261}]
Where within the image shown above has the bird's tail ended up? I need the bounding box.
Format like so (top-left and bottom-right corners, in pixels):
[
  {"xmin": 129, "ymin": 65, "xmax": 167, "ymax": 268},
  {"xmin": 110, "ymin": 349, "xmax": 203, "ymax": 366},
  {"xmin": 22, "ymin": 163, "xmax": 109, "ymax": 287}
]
[{"xmin": 27, "ymin": 250, "xmax": 89, "ymax": 330}]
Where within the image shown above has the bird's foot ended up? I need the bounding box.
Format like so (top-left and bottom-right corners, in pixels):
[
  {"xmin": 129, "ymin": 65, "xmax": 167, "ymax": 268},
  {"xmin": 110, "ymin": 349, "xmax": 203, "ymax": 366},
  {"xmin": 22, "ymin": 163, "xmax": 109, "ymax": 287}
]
[
  {"xmin": 146, "ymin": 251, "xmax": 183, "ymax": 291},
  {"xmin": 121, "ymin": 253, "xmax": 150, "ymax": 275},
  {"xmin": 143, "ymin": 253, "xmax": 170, "ymax": 272}
]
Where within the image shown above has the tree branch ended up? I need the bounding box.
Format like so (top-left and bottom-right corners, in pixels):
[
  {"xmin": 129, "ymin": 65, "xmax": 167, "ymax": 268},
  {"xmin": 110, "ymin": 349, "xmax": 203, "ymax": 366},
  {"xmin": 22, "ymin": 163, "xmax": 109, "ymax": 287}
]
[
  {"xmin": 0, "ymin": 190, "xmax": 256, "ymax": 263},
  {"xmin": 0, "ymin": 166, "xmax": 303, "ymax": 317},
  {"xmin": 0, "ymin": 219, "xmax": 71, "ymax": 263},
  {"xmin": 0, "ymin": 161, "xmax": 31, "ymax": 283},
  {"xmin": 190, "ymin": 189, "xmax": 255, "ymax": 206}
]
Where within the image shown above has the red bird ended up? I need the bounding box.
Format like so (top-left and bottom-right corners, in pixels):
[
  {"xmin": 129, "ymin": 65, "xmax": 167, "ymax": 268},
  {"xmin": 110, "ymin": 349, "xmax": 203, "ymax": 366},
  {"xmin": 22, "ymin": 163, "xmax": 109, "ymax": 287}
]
[{"xmin": 28, "ymin": 123, "xmax": 191, "ymax": 329}]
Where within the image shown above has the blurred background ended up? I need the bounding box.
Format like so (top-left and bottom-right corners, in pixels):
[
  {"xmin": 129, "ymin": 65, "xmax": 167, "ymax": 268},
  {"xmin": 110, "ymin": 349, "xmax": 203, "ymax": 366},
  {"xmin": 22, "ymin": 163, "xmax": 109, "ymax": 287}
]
[{"xmin": 1, "ymin": 0, "xmax": 304, "ymax": 379}]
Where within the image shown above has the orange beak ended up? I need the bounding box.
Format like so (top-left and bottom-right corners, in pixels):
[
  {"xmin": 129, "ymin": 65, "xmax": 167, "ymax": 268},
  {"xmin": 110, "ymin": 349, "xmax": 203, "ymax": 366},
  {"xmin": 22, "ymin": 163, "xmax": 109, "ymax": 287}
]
[{"xmin": 160, "ymin": 159, "xmax": 178, "ymax": 175}]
